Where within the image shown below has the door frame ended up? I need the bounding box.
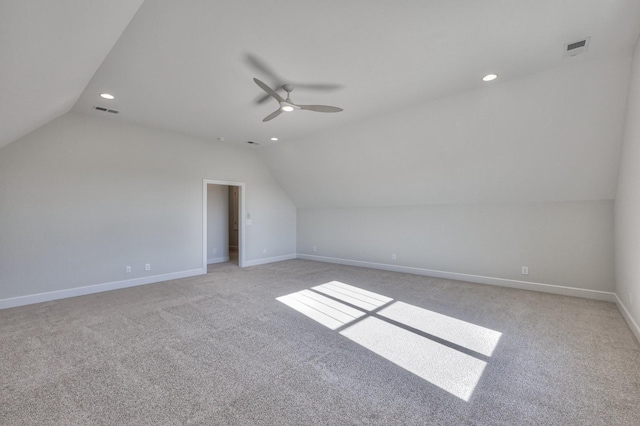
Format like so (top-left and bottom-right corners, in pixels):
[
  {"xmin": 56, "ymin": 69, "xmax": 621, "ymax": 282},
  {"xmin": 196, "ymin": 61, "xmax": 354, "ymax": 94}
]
[{"xmin": 202, "ymin": 179, "xmax": 245, "ymax": 268}]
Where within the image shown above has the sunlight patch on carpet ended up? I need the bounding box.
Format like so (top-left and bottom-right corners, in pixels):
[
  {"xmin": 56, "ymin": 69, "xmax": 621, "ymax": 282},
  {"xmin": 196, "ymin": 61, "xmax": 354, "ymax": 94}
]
[
  {"xmin": 276, "ymin": 289, "xmax": 366, "ymax": 330},
  {"xmin": 277, "ymin": 281, "xmax": 501, "ymax": 401},
  {"xmin": 378, "ymin": 301, "xmax": 502, "ymax": 356},
  {"xmin": 340, "ymin": 315, "xmax": 487, "ymax": 401},
  {"xmin": 312, "ymin": 281, "xmax": 392, "ymax": 311}
]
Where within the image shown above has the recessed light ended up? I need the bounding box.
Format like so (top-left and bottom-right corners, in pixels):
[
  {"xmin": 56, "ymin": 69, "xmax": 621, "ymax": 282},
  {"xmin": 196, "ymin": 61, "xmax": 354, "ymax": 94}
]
[
  {"xmin": 482, "ymin": 74, "xmax": 498, "ymax": 82},
  {"xmin": 270, "ymin": 137, "xmax": 278, "ymax": 141},
  {"xmin": 100, "ymin": 93, "xmax": 115, "ymax": 99}
]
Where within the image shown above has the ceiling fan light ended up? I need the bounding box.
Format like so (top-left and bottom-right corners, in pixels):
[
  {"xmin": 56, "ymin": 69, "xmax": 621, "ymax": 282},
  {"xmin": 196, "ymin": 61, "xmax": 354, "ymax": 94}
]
[{"xmin": 281, "ymin": 105, "xmax": 294, "ymax": 112}]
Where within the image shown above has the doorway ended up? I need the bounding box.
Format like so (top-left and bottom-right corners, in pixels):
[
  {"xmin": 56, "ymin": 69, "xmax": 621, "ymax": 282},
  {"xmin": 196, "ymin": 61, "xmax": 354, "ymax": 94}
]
[
  {"xmin": 228, "ymin": 186, "xmax": 239, "ymax": 264},
  {"xmin": 202, "ymin": 179, "xmax": 245, "ymax": 270}
]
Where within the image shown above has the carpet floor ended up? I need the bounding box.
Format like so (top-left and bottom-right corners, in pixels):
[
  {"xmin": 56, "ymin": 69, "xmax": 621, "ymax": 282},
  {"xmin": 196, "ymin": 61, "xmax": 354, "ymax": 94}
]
[{"xmin": 1, "ymin": 259, "xmax": 639, "ymax": 425}]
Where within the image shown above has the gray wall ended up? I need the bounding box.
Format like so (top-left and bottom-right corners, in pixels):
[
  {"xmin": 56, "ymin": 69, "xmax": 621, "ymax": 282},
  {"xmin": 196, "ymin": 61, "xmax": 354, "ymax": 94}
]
[
  {"xmin": 615, "ymin": 38, "xmax": 640, "ymax": 333},
  {"xmin": 207, "ymin": 184, "xmax": 229, "ymax": 262},
  {"xmin": 0, "ymin": 112, "xmax": 296, "ymax": 300},
  {"xmin": 298, "ymin": 201, "xmax": 614, "ymax": 292}
]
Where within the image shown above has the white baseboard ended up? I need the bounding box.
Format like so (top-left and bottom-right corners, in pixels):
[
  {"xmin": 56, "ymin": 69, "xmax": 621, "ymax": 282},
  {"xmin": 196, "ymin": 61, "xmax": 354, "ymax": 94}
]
[
  {"xmin": 207, "ymin": 256, "xmax": 230, "ymax": 264},
  {"xmin": 244, "ymin": 254, "xmax": 297, "ymax": 267},
  {"xmin": 297, "ymin": 254, "xmax": 616, "ymax": 302},
  {"xmin": 615, "ymin": 294, "xmax": 640, "ymax": 343},
  {"xmin": 0, "ymin": 268, "xmax": 205, "ymax": 310}
]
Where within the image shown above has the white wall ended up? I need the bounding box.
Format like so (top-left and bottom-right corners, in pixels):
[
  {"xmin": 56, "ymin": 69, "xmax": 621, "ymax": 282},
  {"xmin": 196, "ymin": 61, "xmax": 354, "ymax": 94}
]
[
  {"xmin": 298, "ymin": 201, "xmax": 614, "ymax": 294},
  {"xmin": 0, "ymin": 112, "xmax": 296, "ymax": 303},
  {"xmin": 207, "ymin": 185, "xmax": 229, "ymax": 263},
  {"xmin": 615, "ymin": 38, "xmax": 640, "ymax": 339}
]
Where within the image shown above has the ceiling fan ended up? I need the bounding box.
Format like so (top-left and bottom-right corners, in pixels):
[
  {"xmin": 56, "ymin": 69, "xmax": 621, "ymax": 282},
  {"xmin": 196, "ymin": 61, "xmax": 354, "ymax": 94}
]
[
  {"xmin": 253, "ymin": 78, "xmax": 343, "ymax": 122},
  {"xmin": 246, "ymin": 54, "xmax": 342, "ymax": 104}
]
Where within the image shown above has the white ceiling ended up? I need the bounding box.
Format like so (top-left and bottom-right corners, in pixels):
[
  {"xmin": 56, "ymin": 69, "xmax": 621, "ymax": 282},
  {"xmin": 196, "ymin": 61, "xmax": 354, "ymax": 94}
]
[
  {"xmin": 69, "ymin": 0, "xmax": 640, "ymax": 146},
  {"xmin": 260, "ymin": 56, "xmax": 632, "ymax": 207},
  {"xmin": 2, "ymin": 1, "xmax": 640, "ymax": 207},
  {"xmin": 0, "ymin": 0, "xmax": 144, "ymax": 149}
]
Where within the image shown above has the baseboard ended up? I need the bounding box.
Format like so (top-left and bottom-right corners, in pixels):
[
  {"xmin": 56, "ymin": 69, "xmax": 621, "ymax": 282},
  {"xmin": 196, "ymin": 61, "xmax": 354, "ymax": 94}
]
[
  {"xmin": 297, "ymin": 254, "xmax": 616, "ymax": 302},
  {"xmin": 207, "ymin": 256, "xmax": 230, "ymax": 264},
  {"xmin": 614, "ymin": 294, "xmax": 640, "ymax": 343},
  {"xmin": 0, "ymin": 268, "xmax": 205, "ymax": 310},
  {"xmin": 244, "ymin": 254, "xmax": 297, "ymax": 267}
]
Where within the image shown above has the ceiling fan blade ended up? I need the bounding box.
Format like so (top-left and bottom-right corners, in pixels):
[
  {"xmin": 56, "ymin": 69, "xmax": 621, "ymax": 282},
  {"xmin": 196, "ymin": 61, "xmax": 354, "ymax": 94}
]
[
  {"xmin": 298, "ymin": 105, "xmax": 343, "ymax": 113},
  {"xmin": 246, "ymin": 54, "xmax": 280, "ymax": 81},
  {"xmin": 253, "ymin": 78, "xmax": 285, "ymax": 103},
  {"xmin": 263, "ymin": 109, "xmax": 283, "ymax": 122},
  {"xmin": 255, "ymin": 93, "xmax": 274, "ymax": 104},
  {"xmin": 294, "ymin": 83, "xmax": 343, "ymax": 91}
]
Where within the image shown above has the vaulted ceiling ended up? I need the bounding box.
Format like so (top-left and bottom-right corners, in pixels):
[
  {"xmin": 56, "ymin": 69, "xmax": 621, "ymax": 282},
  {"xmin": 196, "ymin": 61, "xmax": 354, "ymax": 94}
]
[
  {"xmin": 2, "ymin": 0, "xmax": 640, "ymax": 206},
  {"xmin": 0, "ymin": 0, "xmax": 144, "ymax": 149}
]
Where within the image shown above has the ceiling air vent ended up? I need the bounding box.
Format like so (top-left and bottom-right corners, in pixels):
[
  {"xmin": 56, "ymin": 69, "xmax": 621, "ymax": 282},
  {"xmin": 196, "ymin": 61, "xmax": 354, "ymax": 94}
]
[
  {"xmin": 94, "ymin": 106, "xmax": 119, "ymax": 114},
  {"xmin": 564, "ymin": 37, "xmax": 590, "ymax": 57}
]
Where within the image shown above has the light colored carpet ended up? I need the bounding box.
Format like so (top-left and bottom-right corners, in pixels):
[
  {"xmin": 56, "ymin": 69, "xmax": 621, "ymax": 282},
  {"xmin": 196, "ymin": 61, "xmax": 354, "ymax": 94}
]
[{"xmin": 1, "ymin": 259, "xmax": 639, "ymax": 425}]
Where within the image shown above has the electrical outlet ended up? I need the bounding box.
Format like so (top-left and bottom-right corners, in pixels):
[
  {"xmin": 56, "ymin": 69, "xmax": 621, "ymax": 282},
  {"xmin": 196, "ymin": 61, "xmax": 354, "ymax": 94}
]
[
  {"xmin": 522, "ymin": 266, "xmax": 529, "ymax": 275},
  {"xmin": 145, "ymin": 264, "xmax": 150, "ymax": 271},
  {"xmin": 126, "ymin": 266, "xmax": 131, "ymax": 273},
  {"xmin": 392, "ymin": 253, "xmax": 397, "ymax": 260},
  {"xmin": 263, "ymin": 248, "xmax": 267, "ymax": 255},
  {"xmin": 313, "ymin": 246, "xmax": 317, "ymax": 253},
  {"xmin": 213, "ymin": 248, "xmax": 217, "ymax": 255}
]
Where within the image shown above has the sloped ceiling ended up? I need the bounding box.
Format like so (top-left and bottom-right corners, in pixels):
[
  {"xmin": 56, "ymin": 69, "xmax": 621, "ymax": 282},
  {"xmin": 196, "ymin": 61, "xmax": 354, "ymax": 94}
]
[
  {"xmin": 71, "ymin": 0, "xmax": 640, "ymax": 146},
  {"xmin": 3, "ymin": 1, "xmax": 640, "ymax": 207},
  {"xmin": 260, "ymin": 56, "xmax": 632, "ymax": 207},
  {"xmin": 0, "ymin": 0, "xmax": 143, "ymax": 149}
]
